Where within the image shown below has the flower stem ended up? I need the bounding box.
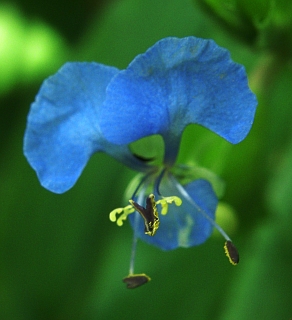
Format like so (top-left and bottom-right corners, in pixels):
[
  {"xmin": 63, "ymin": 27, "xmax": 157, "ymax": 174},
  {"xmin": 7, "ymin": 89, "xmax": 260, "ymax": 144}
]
[{"xmin": 249, "ymin": 53, "xmax": 287, "ymax": 99}]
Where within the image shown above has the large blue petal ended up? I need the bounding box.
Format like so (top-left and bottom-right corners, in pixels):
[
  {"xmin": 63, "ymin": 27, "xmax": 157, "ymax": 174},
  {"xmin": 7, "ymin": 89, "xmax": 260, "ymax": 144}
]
[
  {"xmin": 24, "ymin": 62, "xmax": 146, "ymax": 193},
  {"xmin": 100, "ymin": 37, "xmax": 257, "ymax": 147},
  {"xmin": 129, "ymin": 178, "xmax": 217, "ymax": 250}
]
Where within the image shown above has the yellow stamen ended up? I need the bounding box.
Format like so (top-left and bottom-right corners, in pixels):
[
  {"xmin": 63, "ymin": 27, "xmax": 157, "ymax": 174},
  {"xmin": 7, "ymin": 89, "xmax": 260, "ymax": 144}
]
[
  {"xmin": 109, "ymin": 195, "xmax": 182, "ymax": 229},
  {"xmin": 156, "ymin": 196, "xmax": 182, "ymax": 215},
  {"xmin": 109, "ymin": 205, "xmax": 135, "ymax": 226}
]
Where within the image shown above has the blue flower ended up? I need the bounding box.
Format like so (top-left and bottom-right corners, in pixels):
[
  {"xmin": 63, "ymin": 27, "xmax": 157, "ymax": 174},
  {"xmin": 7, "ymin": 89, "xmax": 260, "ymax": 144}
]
[{"xmin": 24, "ymin": 37, "xmax": 256, "ymax": 282}]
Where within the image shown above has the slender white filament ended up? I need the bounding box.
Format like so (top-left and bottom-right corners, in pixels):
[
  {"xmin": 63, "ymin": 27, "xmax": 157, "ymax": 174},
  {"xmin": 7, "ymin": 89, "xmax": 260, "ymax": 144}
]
[
  {"xmin": 169, "ymin": 174, "xmax": 231, "ymax": 242},
  {"xmin": 129, "ymin": 186, "xmax": 146, "ymax": 274}
]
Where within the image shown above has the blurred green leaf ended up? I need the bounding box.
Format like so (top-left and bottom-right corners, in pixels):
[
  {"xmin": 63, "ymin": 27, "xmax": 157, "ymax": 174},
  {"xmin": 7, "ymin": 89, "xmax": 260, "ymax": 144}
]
[
  {"xmin": 196, "ymin": 0, "xmax": 258, "ymax": 44},
  {"xmin": 268, "ymin": 132, "xmax": 292, "ymax": 222},
  {"xmin": 77, "ymin": 0, "xmax": 203, "ymax": 67},
  {"xmin": 238, "ymin": 0, "xmax": 271, "ymax": 25},
  {"xmin": 0, "ymin": 4, "xmax": 68, "ymax": 95},
  {"xmin": 257, "ymin": 0, "xmax": 292, "ymax": 56},
  {"xmin": 196, "ymin": 0, "xmax": 292, "ymax": 57}
]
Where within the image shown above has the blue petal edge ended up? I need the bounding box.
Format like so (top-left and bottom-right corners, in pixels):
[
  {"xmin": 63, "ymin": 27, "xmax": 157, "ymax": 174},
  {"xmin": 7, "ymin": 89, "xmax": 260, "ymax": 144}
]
[
  {"xmin": 24, "ymin": 62, "xmax": 120, "ymax": 193},
  {"xmin": 100, "ymin": 36, "xmax": 257, "ymax": 147}
]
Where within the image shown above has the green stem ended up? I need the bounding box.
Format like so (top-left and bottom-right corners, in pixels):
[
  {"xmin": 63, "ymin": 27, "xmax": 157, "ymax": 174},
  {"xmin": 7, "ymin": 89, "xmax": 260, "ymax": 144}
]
[{"xmin": 248, "ymin": 53, "xmax": 287, "ymax": 98}]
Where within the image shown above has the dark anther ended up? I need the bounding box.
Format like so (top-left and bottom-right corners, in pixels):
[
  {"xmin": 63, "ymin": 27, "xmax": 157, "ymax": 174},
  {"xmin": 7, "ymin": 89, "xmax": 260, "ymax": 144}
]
[
  {"xmin": 224, "ymin": 240, "xmax": 239, "ymax": 265},
  {"xmin": 123, "ymin": 274, "xmax": 151, "ymax": 289},
  {"xmin": 130, "ymin": 194, "xmax": 160, "ymax": 236}
]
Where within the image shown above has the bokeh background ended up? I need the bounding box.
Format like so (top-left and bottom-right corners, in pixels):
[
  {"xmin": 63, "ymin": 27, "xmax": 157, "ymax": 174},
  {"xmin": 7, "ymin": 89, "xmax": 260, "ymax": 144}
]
[{"xmin": 1, "ymin": 0, "xmax": 292, "ymax": 319}]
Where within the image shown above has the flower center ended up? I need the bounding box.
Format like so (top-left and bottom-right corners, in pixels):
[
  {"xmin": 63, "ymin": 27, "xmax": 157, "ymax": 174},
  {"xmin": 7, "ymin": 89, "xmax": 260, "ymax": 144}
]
[
  {"xmin": 109, "ymin": 192, "xmax": 182, "ymax": 236},
  {"xmin": 108, "ymin": 163, "xmax": 240, "ymax": 288}
]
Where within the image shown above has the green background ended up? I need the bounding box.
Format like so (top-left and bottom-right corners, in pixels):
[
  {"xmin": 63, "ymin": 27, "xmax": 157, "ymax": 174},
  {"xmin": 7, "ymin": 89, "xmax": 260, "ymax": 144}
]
[{"xmin": 1, "ymin": 0, "xmax": 292, "ymax": 319}]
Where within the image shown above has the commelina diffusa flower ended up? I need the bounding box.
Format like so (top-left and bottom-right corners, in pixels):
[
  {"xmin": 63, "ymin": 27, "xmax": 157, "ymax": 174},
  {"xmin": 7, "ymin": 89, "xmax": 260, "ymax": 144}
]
[{"xmin": 24, "ymin": 37, "xmax": 257, "ymax": 288}]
